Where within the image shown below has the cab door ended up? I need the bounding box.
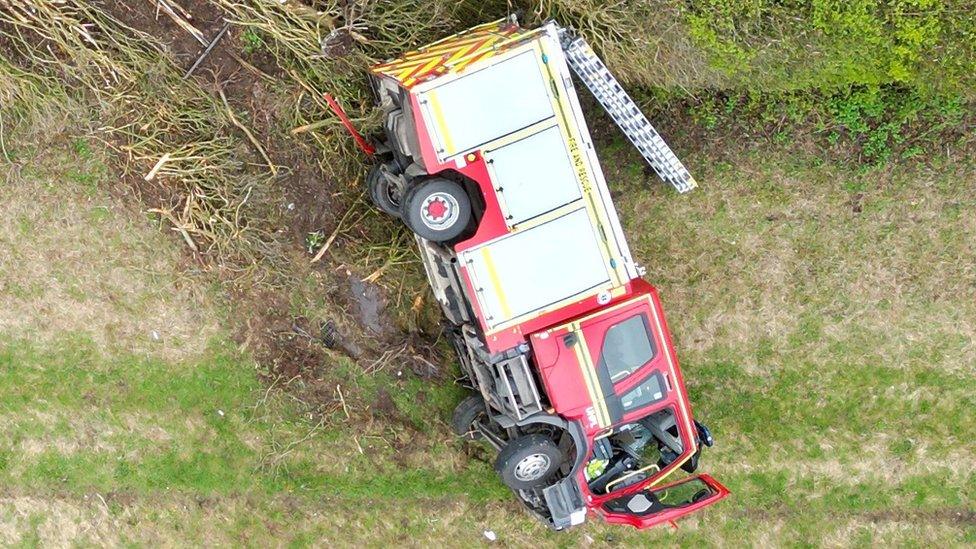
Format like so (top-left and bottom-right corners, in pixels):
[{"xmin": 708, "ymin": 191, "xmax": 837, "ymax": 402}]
[
  {"xmin": 599, "ymin": 474, "xmax": 729, "ymax": 529},
  {"xmin": 534, "ymin": 292, "xmax": 687, "ymax": 435},
  {"xmin": 574, "ymin": 292, "xmax": 718, "ymax": 493}
]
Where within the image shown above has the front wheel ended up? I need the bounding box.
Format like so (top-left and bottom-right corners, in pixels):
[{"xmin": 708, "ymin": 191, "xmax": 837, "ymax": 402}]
[
  {"xmin": 451, "ymin": 395, "xmax": 487, "ymax": 441},
  {"xmin": 494, "ymin": 434, "xmax": 564, "ymax": 490},
  {"xmin": 400, "ymin": 177, "xmax": 472, "ymax": 242}
]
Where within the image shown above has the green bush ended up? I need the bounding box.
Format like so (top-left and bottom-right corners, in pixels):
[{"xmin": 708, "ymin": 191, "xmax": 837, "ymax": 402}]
[{"xmin": 534, "ymin": 0, "xmax": 976, "ymax": 96}]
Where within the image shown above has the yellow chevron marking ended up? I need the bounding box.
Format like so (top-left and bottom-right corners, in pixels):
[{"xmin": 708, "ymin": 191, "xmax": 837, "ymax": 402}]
[
  {"xmin": 402, "ymin": 55, "xmax": 448, "ymax": 87},
  {"xmin": 371, "ymin": 19, "xmax": 525, "ymax": 86}
]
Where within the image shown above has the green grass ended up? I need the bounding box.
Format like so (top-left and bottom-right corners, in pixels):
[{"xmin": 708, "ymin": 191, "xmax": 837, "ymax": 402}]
[
  {"xmin": 1, "ymin": 2, "xmax": 974, "ymax": 545},
  {"xmin": 0, "ymin": 335, "xmax": 518, "ymax": 543},
  {"xmin": 3, "ymin": 132, "xmax": 974, "ymax": 546}
]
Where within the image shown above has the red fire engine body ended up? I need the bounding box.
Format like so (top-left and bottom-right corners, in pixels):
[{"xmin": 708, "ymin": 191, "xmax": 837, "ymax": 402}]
[{"xmin": 364, "ymin": 17, "xmax": 728, "ymax": 530}]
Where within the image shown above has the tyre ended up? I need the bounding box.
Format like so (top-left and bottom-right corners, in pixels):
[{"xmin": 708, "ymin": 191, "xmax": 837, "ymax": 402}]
[
  {"xmin": 366, "ymin": 161, "xmax": 402, "ymax": 217},
  {"xmin": 451, "ymin": 395, "xmax": 487, "ymax": 441},
  {"xmin": 400, "ymin": 177, "xmax": 472, "ymax": 242},
  {"xmin": 494, "ymin": 434, "xmax": 564, "ymax": 490}
]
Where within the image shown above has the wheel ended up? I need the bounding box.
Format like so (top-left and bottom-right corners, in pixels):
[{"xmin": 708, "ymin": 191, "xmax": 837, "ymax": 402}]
[
  {"xmin": 366, "ymin": 161, "xmax": 402, "ymax": 217},
  {"xmin": 494, "ymin": 434, "xmax": 564, "ymax": 490},
  {"xmin": 400, "ymin": 177, "xmax": 472, "ymax": 242},
  {"xmin": 451, "ymin": 395, "xmax": 487, "ymax": 441}
]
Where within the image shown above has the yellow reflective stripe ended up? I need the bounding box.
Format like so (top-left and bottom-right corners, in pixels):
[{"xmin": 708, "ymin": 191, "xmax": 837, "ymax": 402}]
[
  {"xmin": 649, "ymin": 452, "xmax": 693, "ymax": 488},
  {"xmin": 571, "ymin": 340, "xmax": 607, "ymax": 428},
  {"xmin": 479, "ymin": 248, "xmax": 512, "ymax": 319},
  {"xmin": 576, "ymin": 331, "xmax": 612, "ymax": 427},
  {"xmin": 536, "ymin": 42, "xmax": 625, "ymax": 286},
  {"xmin": 425, "ymin": 89, "xmax": 456, "ymax": 155}
]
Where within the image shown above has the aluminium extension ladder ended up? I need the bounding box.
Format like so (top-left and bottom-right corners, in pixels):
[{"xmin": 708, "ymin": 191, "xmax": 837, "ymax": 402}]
[{"xmin": 558, "ymin": 30, "xmax": 698, "ymax": 194}]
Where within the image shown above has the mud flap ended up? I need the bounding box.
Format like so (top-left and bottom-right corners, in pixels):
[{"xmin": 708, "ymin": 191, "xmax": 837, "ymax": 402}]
[
  {"xmin": 599, "ymin": 474, "xmax": 729, "ymax": 529},
  {"xmin": 543, "ymin": 478, "xmax": 587, "ymax": 530}
]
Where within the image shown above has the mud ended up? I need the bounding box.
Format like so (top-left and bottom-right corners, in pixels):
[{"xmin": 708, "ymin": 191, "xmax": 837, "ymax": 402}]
[
  {"xmin": 84, "ymin": 1, "xmax": 433, "ymax": 435},
  {"xmin": 345, "ymin": 272, "xmax": 395, "ymax": 337},
  {"xmin": 103, "ymin": 0, "xmax": 232, "ymax": 77}
]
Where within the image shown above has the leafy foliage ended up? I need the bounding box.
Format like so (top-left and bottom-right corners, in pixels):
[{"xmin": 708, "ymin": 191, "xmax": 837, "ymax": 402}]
[
  {"xmin": 683, "ymin": 0, "xmax": 970, "ymax": 93},
  {"xmin": 669, "ymin": 85, "xmax": 969, "ymax": 165}
]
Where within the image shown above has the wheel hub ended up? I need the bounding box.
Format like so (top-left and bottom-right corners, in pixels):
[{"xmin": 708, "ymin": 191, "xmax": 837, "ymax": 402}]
[
  {"xmin": 420, "ymin": 192, "xmax": 460, "ymax": 230},
  {"xmin": 513, "ymin": 453, "xmax": 551, "ymax": 482}
]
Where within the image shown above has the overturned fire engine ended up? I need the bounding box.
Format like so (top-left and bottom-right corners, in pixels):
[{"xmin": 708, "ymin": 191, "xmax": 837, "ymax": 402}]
[{"xmin": 363, "ymin": 17, "xmax": 728, "ymax": 530}]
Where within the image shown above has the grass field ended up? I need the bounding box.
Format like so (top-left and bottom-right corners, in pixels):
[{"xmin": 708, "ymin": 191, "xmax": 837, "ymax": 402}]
[
  {"xmin": 2, "ymin": 119, "xmax": 973, "ymax": 547},
  {"xmin": 1, "ymin": 1, "xmax": 975, "ymax": 546}
]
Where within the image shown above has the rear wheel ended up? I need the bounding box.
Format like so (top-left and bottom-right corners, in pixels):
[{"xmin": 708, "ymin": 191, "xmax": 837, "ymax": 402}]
[
  {"xmin": 400, "ymin": 177, "xmax": 471, "ymax": 242},
  {"xmin": 451, "ymin": 395, "xmax": 487, "ymax": 441},
  {"xmin": 495, "ymin": 434, "xmax": 564, "ymax": 490},
  {"xmin": 366, "ymin": 161, "xmax": 402, "ymax": 217}
]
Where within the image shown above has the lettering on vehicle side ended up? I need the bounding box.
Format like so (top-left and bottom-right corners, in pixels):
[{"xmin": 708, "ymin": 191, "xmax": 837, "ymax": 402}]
[
  {"xmin": 566, "ymin": 135, "xmax": 591, "ymax": 192},
  {"xmin": 585, "ymin": 406, "xmax": 599, "ymax": 428}
]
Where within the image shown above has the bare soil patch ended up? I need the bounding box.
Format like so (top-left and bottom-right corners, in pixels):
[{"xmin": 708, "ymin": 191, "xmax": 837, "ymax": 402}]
[{"xmin": 89, "ymin": 0, "xmax": 416, "ymax": 404}]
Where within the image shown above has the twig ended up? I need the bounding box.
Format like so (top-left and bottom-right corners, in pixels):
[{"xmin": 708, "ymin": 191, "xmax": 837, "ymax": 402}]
[
  {"xmin": 154, "ymin": 0, "xmax": 206, "ymax": 44},
  {"xmin": 309, "ymin": 197, "xmax": 361, "ymax": 263},
  {"xmin": 0, "ymin": 110, "xmax": 10, "ymax": 163},
  {"xmin": 148, "ymin": 207, "xmax": 199, "ymax": 252},
  {"xmin": 336, "ymin": 384, "xmax": 350, "ymax": 419},
  {"xmin": 144, "ymin": 152, "xmax": 171, "ymax": 180},
  {"xmin": 259, "ymin": 418, "xmax": 325, "ymax": 478},
  {"xmin": 291, "ymin": 119, "xmax": 333, "ymax": 135},
  {"xmin": 183, "ymin": 21, "xmax": 231, "ymax": 80},
  {"xmin": 363, "ymin": 251, "xmax": 405, "ymax": 283},
  {"xmin": 94, "ymin": 492, "xmax": 110, "ymax": 512},
  {"xmin": 218, "ymin": 88, "xmax": 277, "ymax": 175},
  {"xmin": 163, "ymin": 0, "xmax": 194, "ymax": 21},
  {"xmin": 249, "ymin": 374, "xmax": 281, "ymax": 423},
  {"xmin": 231, "ymin": 53, "xmax": 277, "ymax": 83}
]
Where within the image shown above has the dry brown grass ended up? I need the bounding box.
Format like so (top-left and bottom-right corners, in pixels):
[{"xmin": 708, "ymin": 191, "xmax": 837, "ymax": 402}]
[
  {"xmin": 717, "ymin": 435, "xmax": 976, "ymax": 486},
  {"xmin": 0, "ymin": 128, "xmax": 219, "ymax": 362},
  {"xmin": 532, "ymin": 0, "xmax": 717, "ymax": 90},
  {"xmin": 619, "ymin": 156, "xmax": 976, "ymax": 377},
  {"xmin": 0, "ymin": 490, "xmax": 968, "ymax": 547}
]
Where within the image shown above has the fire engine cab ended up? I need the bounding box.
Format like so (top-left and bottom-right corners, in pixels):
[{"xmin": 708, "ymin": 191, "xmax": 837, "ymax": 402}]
[{"xmin": 365, "ymin": 16, "xmax": 728, "ymax": 530}]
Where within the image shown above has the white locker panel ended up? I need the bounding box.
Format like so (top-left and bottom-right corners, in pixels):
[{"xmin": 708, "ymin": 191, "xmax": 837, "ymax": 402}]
[
  {"xmin": 463, "ymin": 208, "xmax": 610, "ymax": 327},
  {"xmin": 485, "ymin": 125, "xmax": 582, "ymax": 225},
  {"xmin": 420, "ymin": 50, "xmax": 554, "ymax": 157}
]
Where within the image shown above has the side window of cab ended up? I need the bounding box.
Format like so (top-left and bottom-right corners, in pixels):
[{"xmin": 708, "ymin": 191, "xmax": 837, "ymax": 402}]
[
  {"xmin": 598, "ymin": 313, "xmax": 657, "ymax": 383},
  {"xmin": 620, "ymin": 372, "xmax": 666, "ymax": 411}
]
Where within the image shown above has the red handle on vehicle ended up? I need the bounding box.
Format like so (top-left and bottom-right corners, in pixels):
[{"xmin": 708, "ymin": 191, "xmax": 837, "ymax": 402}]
[{"xmin": 323, "ymin": 93, "xmax": 376, "ymax": 156}]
